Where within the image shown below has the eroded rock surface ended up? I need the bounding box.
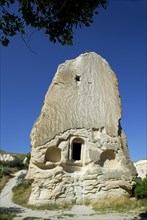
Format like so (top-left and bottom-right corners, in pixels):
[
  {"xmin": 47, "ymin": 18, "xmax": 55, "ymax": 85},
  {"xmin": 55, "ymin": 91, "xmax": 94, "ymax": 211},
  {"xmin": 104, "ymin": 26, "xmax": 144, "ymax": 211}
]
[
  {"xmin": 27, "ymin": 52, "xmax": 136, "ymax": 205},
  {"xmin": 134, "ymin": 160, "xmax": 147, "ymax": 179}
]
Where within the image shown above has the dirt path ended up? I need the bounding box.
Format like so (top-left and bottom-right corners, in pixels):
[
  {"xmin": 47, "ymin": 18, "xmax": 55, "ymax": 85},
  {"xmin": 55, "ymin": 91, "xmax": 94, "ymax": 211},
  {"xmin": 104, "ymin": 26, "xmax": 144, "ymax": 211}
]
[{"xmin": 0, "ymin": 171, "xmax": 146, "ymax": 220}]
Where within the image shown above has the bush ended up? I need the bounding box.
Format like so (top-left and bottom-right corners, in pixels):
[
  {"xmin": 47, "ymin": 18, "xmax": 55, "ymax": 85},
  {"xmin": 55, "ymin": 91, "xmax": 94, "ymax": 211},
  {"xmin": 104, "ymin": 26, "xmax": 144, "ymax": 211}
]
[
  {"xmin": 23, "ymin": 153, "xmax": 31, "ymax": 169},
  {"xmin": 134, "ymin": 177, "xmax": 147, "ymax": 199},
  {"xmin": 0, "ymin": 207, "xmax": 16, "ymax": 220},
  {"xmin": 0, "ymin": 165, "xmax": 12, "ymax": 192},
  {"xmin": 1, "ymin": 166, "xmax": 12, "ymax": 176},
  {"xmin": 16, "ymin": 171, "xmax": 27, "ymax": 185},
  {"xmin": 0, "ymin": 156, "xmax": 24, "ymax": 169},
  {"xmin": 26, "ymin": 153, "xmax": 31, "ymax": 165},
  {"xmin": 17, "ymin": 172, "xmax": 27, "ymax": 181},
  {"xmin": 9, "ymin": 156, "xmax": 24, "ymax": 168}
]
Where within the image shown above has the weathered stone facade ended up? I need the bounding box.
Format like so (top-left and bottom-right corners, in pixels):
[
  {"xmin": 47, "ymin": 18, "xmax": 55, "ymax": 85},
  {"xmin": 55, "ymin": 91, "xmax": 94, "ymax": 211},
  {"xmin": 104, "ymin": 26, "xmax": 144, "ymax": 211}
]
[{"xmin": 27, "ymin": 52, "xmax": 136, "ymax": 205}]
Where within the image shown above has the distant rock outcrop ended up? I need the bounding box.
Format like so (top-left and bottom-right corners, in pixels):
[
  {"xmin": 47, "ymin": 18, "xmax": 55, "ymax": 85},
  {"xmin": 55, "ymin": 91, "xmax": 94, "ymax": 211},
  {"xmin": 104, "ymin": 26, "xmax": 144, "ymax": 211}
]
[
  {"xmin": 27, "ymin": 52, "xmax": 137, "ymax": 205},
  {"xmin": 134, "ymin": 160, "xmax": 147, "ymax": 179},
  {"xmin": 0, "ymin": 154, "xmax": 14, "ymax": 162}
]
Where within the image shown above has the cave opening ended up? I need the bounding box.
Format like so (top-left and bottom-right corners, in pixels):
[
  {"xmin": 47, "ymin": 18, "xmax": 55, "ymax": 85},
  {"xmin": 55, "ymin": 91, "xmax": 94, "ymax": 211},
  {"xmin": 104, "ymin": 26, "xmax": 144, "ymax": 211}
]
[{"xmin": 72, "ymin": 143, "xmax": 81, "ymax": 161}]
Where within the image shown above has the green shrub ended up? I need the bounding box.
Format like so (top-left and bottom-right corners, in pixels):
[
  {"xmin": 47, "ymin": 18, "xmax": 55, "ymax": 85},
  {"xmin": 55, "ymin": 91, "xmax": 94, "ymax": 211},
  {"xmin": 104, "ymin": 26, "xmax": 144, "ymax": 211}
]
[
  {"xmin": 24, "ymin": 153, "xmax": 31, "ymax": 169},
  {"xmin": 13, "ymin": 180, "xmax": 30, "ymax": 192},
  {"xmin": 17, "ymin": 172, "xmax": 27, "ymax": 181},
  {"xmin": 134, "ymin": 177, "xmax": 147, "ymax": 199},
  {"xmin": 26, "ymin": 153, "xmax": 31, "ymax": 164},
  {"xmin": 23, "ymin": 218, "xmax": 41, "ymax": 220},
  {"xmin": 0, "ymin": 156, "xmax": 24, "ymax": 169},
  {"xmin": 0, "ymin": 165, "xmax": 3, "ymax": 177},
  {"xmin": 1, "ymin": 166, "xmax": 12, "ymax": 176},
  {"xmin": 9, "ymin": 156, "xmax": 24, "ymax": 168},
  {"xmin": 0, "ymin": 160, "xmax": 11, "ymax": 167},
  {"xmin": 0, "ymin": 207, "xmax": 16, "ymax": 220}
]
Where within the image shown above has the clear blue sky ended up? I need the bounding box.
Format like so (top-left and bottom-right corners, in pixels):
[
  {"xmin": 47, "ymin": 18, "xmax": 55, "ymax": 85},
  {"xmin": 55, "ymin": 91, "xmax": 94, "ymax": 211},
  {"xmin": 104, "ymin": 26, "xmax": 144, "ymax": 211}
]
[{"xmin": 0, "ymin": 0, "xmax": 146, "ymax": 161}]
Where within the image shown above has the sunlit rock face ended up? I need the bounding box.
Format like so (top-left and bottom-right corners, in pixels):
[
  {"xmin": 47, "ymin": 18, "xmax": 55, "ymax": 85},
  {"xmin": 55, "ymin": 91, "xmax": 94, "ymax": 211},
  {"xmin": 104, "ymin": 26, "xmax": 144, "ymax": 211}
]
[
  {"xmin": 27, "ymin": 52, "xmax": 136, "ymax": 205},
  {"xmin": 134, "ymin": 160, "xmax": 147, "ymax": 179},
  {"xmin": 0, "ymin": 154, "xmax": 14, "ymax": 162}
]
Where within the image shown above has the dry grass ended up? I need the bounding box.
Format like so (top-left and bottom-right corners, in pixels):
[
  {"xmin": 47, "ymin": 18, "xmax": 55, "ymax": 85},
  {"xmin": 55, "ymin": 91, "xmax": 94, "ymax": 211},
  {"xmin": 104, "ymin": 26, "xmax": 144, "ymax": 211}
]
[
  {"xmin": 90, "ymin": 197, "xmax": 147, "ymax": 213},
  {"xmin": 0, "ymin": 166, "xmax": 22, "ymax": 192},
  {"xmin": 27, "ymin": 202, "xmax": 73, "ymax": 211},
  {"xmin": 12, "ymin": 181, "xmax": 32, "ymax": 206},
  {"xmin": 12, "ymin": 178, "xmax": 146, "ymax": 213},
  {"xmin": 12, "ymin": 181, "xmax": 72, "ymax": 210},
  {"xmin": 0, "ymin": 175, "xmax": 11, "ymax": 192}
]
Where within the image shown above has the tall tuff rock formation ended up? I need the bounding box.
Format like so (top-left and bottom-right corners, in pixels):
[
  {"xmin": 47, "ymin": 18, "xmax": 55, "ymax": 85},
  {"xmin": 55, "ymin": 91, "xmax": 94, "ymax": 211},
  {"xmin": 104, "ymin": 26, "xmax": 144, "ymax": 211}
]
[{"xmin": 27, "ymin": 52, "xmax": 136, "ymax": 205}]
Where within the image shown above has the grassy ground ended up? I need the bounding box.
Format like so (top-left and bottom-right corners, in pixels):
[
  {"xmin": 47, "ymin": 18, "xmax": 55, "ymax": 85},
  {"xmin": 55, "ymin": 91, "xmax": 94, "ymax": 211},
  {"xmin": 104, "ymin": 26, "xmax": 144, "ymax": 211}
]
[
  {"xmin": 0, "ymin": 175, "xmax": 11, "ymax": 192},
  {"xmin": 12, "ymin": 180, "xmax": 72, "ymax": 211},
  {"xmin": 89, "ymin": 197, "xmax": 147, "ymax": 213},
  {"xmin": 0, "ymin": 207, "xmax": 17, "ymax": 220},
  {"xmin": 12, "ymin": 180, "xmax": 32, "ymax": 207},
  {"xmin": 12, "ymin": 181, "xmax": 147, "ymax": 213},
  {"xmin": 0, "ymin": 167, "xmax": 20, "ymax": 192},
  {"xmin": 0, "ymin": 149, "xmax": 28, "ymax": 192}
]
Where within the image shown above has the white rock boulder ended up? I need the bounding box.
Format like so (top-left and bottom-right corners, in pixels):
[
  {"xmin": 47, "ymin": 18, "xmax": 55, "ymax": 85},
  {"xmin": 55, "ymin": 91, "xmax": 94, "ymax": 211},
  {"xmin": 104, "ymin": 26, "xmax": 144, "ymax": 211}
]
[{"xmin": 134, "ymin": 160, "xmax": 147, "ymax": 179}]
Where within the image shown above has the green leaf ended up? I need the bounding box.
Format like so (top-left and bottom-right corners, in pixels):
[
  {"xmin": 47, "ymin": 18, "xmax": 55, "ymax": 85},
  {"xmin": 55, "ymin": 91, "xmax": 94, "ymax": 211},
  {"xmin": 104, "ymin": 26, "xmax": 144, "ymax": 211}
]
[{"xmin": 1, "ymin": 38, "xmax": 10, "ymax": 46}]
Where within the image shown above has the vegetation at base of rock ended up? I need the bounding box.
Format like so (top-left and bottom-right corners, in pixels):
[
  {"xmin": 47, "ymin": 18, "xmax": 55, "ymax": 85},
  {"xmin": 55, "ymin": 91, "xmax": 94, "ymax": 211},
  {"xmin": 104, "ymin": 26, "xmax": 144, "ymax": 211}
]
[
  {"xmin": 17, "ymin": 171, "xmax": 27, "ymax": 182},
  {"xmin": 32, "ymin": 202, "xmax": 73, "ymax": 211},
  {"xmin": 0, "ymin": 165, "xmax": 17, "ymax": 192},
  {"xmin": 25, "ymin": 152, "xmax": 31, "ymax": 168},
  {"xmin": 11, "ymin": 175, "xmax": 147, "ymax": 213},
  {"xmin": 89, "ymin": 197, "xmax": 147, "ymax": 213},
  {"xmin": 0, "ymin": 207, "xmax": 17, "ymax": 220},
  {"xmin": 12, "ymin": 173, "xmax": 72, "ymax": 210},
  {"xmin": 12, "ymin": 179, "xmax": 32, "ymax": 206},
  {"xmin": 134, "ymin": 177, "xmax": 147, "ymax": 199}
]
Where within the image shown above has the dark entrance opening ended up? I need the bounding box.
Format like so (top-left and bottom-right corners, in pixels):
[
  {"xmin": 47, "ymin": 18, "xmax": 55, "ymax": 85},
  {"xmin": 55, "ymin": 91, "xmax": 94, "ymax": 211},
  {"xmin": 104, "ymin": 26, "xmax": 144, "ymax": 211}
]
[{"xmin": 72, "ymin": 143, "xmax": 81, "ymax": 160}]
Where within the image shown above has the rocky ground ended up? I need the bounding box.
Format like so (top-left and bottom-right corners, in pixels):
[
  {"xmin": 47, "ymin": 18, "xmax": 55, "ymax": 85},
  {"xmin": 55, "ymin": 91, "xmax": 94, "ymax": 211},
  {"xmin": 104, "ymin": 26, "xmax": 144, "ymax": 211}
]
[{"xmin": 0, "ymin": 171, "xmax": 147, "ymax": 220}]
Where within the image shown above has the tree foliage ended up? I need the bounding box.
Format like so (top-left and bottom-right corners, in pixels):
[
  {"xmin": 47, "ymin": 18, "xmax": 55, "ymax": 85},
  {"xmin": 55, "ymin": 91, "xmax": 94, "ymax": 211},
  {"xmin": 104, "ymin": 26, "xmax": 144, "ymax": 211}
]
[
  {"xmin": 134, "ymin": 177, "xmax": 147, "ymax": 199},
  {"xmin": 0, "ymin": 0, "xmax": 108, "ymax": 46}
]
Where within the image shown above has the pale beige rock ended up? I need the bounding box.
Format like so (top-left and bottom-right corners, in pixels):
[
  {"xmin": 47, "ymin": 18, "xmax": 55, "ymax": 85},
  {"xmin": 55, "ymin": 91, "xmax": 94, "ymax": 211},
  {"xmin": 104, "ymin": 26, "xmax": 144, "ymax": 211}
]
[
  {"xmin": 27, "ymin": 52, "xmax": 136, "ymax": 205},
  {"xmin": 0, "ymin": 154, "xmax": 14, "ymax": 162},
  {"xmin": 134, "ymin": 160, "xmax": 147, "ymax": 179}
]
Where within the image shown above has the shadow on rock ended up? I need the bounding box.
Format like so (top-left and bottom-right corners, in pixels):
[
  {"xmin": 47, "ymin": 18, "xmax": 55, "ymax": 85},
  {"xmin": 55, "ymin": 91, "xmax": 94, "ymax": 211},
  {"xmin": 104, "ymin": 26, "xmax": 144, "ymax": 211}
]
[{"xmin": 0, "ymin": 207, "xmax": 24, "ymax": 214}]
